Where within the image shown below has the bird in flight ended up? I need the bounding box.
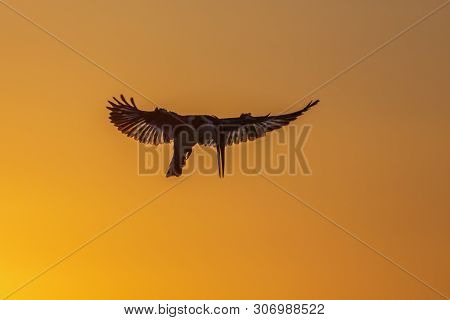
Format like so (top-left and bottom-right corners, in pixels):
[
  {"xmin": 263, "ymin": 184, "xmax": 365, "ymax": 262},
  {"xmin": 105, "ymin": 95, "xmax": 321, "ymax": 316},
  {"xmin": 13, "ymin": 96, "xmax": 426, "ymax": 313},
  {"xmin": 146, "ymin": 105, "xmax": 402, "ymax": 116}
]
[{"xmin": 107, "ymin": 95, "xmax": 319, "ymax": 178}]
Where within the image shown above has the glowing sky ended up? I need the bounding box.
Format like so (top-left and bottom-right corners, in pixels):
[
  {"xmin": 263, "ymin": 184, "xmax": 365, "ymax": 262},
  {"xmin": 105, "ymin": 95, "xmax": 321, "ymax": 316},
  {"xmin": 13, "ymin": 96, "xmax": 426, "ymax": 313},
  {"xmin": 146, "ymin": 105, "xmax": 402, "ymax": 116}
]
[{"xmin": 0, "ymin": 0, "xmax": 449, "ymax": 299}]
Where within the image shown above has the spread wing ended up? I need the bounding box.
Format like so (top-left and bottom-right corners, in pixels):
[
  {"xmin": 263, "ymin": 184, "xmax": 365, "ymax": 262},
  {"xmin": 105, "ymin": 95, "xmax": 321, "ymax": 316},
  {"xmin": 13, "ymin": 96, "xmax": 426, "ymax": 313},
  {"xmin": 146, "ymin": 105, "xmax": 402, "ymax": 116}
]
[
  {"xmin": 107, "ymin": 95, "xmax": 183, "ymax": 145},
  {"xmin": 219, "ymin": 100, "xmax": 319, "ymax": 146}
]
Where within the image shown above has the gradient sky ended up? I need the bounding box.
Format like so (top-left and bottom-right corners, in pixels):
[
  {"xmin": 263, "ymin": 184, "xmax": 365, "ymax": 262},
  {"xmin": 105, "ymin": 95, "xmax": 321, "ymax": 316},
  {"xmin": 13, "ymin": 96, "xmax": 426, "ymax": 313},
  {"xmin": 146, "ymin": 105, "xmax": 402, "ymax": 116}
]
[{"xmin": 0, "ymin": 0, "xmax": 449, "ymax": 299}]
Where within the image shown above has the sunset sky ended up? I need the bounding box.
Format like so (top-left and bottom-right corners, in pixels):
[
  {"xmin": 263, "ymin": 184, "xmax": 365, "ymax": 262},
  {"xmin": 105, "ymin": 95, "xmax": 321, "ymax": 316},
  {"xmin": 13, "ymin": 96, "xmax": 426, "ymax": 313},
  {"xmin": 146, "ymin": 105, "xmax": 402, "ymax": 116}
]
[{"xmin": 0, "ymin": 0, "xmax": 449, "ymax": 299}]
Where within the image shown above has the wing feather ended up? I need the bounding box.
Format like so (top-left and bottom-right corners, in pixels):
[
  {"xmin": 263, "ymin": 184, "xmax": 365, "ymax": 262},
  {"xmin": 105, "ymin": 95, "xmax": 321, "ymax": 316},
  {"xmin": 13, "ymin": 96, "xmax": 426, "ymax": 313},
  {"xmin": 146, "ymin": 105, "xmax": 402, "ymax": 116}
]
[
  {"xmin": 219, "ymin": 100, "xmax": 319, "ymax": 145},
  {"xmin": 107, "ymin": 95, "xmax": 183, "ymax": 144}
]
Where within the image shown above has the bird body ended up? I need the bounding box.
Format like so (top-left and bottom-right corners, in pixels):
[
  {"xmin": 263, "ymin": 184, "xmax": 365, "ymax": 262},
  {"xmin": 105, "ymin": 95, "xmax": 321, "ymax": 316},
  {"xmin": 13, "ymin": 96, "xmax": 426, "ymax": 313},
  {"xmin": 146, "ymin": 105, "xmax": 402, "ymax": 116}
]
[{"xmin": 107, "ymin": 95, "xmax": 319, "ymax": 177}]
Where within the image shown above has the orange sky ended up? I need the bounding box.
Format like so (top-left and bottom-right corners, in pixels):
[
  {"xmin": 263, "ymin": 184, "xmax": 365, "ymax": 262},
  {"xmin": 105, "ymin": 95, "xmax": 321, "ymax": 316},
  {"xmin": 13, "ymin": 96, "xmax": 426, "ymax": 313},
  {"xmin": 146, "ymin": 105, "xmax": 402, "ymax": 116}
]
[{"xmin": 0, "ymin": 0, "xmax": 449, "ymax": 299}]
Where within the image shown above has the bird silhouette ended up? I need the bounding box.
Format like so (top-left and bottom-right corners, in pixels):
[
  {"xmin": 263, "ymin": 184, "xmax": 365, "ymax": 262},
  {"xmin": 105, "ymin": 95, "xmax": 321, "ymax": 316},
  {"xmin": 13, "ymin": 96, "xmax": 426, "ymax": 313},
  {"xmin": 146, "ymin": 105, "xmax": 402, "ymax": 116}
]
[{"xmin": 107, "ymin": 95, "xmax": 319, "ymax": 177}]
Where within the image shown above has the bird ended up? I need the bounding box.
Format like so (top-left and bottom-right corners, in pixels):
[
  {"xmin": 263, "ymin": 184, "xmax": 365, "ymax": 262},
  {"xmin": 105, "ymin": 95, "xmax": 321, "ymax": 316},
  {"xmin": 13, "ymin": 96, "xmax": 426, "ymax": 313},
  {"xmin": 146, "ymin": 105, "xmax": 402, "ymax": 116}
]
[{"xmin": 107, "ymin": 95, "xmax": 319, "ymax": 177}]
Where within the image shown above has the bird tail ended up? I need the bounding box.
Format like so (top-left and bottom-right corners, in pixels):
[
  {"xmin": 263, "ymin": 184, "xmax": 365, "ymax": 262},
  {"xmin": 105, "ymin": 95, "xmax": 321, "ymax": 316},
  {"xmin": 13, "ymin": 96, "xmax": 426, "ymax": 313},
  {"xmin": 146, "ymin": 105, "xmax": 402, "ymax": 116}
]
[
  {"xmin": 166, "ymin": 148, "xmax": 192, "ymax": 177},
  {"xmin": 166, "ymin": 157, "xmax": 182, "ymax": 177}
]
